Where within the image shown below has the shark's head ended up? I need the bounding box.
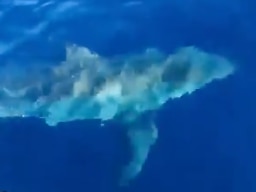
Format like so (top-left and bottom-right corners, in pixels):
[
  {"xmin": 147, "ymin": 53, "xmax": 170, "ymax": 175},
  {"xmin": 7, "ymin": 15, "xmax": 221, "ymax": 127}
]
[{"xmin": 160, "ymin": 46, "xmax": 234, "ymax": 99}]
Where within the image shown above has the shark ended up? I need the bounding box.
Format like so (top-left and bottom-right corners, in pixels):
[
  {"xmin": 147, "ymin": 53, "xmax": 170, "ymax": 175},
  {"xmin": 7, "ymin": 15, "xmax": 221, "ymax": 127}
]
[{"xmin": 0, "ymin": 44, "xmax": 234, "ymax": 185}]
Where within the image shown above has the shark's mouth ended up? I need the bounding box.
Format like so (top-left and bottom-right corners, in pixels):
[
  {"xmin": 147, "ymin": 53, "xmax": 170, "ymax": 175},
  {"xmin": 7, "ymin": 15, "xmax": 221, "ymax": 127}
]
[{"xmin": 0, "ymin": 44, "xmax": 235, "ymax": 184}]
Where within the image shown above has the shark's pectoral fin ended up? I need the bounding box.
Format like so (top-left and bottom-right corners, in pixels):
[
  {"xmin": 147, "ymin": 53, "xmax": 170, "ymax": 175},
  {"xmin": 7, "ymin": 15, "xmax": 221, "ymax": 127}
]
[{"xmin": 119, "ymin": 111, "xmax": 158, "ymax": 186}]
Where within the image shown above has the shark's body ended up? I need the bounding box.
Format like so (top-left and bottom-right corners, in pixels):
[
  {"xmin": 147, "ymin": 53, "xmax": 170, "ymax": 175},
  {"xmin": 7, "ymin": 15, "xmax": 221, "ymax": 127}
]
[{"xmin": 0, "ymin": 45, "xmax": 234, "ymax": 184}]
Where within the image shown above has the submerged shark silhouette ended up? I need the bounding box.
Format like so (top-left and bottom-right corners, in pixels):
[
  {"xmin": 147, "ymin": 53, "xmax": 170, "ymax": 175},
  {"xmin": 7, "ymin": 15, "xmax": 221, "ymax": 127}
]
[{"xmin": 0, "ymin": 45, "xmax": 234, "ymax": 185}]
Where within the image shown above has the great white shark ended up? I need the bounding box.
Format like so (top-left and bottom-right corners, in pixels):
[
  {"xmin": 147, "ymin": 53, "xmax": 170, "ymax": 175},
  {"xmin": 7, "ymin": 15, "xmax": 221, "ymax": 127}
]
[{"xmin": 0, "ymin": 44, "xmax": 234, "ymax": 185}]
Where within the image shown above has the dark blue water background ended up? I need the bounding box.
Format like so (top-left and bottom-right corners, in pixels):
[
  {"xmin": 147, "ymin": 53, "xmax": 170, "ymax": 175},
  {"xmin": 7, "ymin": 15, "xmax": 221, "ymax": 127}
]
[{"xmin": 0, "ymin": 0, "xmax": 256, "ymax": 191}]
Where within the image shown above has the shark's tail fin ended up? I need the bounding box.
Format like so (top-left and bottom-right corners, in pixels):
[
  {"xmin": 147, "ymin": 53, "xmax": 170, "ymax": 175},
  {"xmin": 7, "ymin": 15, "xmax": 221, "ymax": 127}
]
[{"xmin": 119, "ymin": 111, "xmax": 158, "ymax": 186}]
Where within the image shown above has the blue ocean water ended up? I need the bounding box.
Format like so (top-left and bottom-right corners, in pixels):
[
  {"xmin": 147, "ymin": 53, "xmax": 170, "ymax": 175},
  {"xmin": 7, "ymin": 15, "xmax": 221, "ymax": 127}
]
[{"xmin": 0, "ymin": 0, "xmax": 256, "ymax": 192}]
